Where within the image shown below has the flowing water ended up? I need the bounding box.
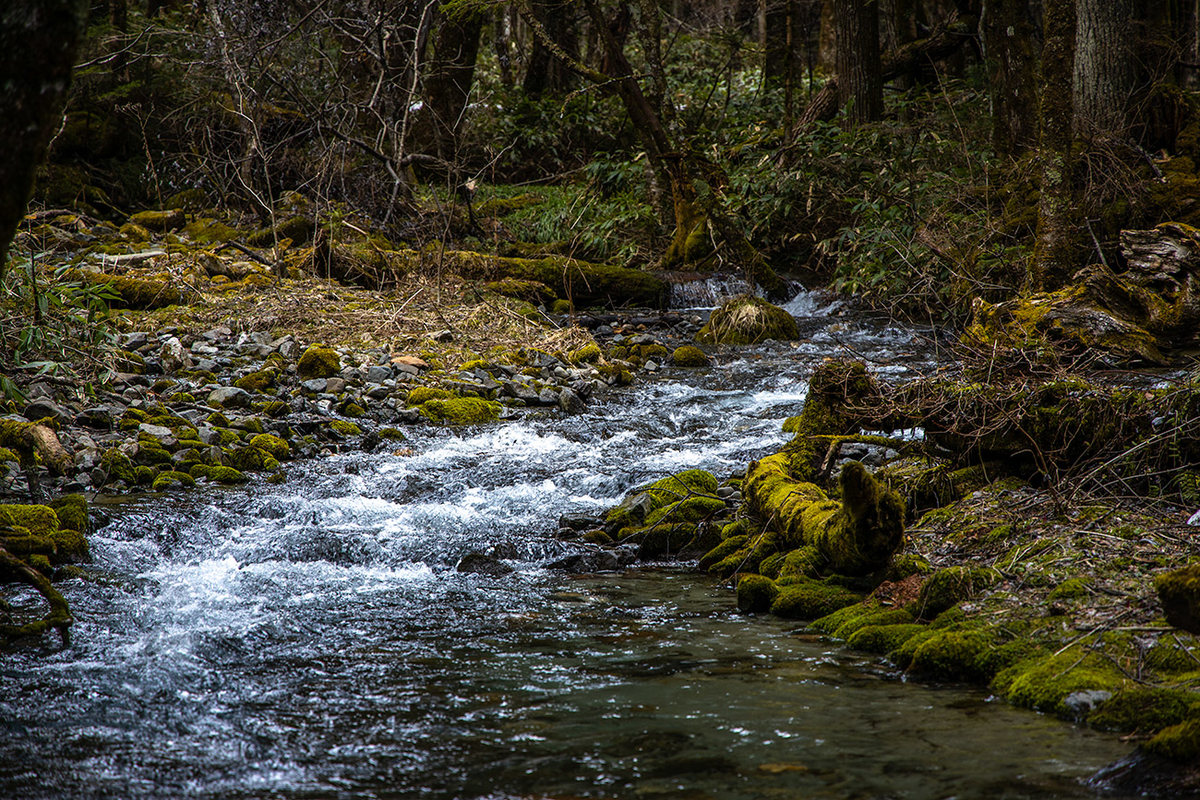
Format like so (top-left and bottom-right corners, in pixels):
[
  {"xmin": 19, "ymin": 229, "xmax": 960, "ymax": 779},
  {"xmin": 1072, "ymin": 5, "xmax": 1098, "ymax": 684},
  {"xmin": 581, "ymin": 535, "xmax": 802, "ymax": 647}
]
[{"xmin": 0, "ymin": 293, "xmax": 1133, "ymax": 799}]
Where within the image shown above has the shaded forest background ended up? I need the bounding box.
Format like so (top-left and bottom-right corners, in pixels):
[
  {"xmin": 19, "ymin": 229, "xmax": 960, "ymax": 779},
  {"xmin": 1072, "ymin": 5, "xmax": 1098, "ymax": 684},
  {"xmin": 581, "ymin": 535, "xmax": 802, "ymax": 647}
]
[{"xmin": 10, "ymin": 0, "xmax": 1200, "ymax": 321}]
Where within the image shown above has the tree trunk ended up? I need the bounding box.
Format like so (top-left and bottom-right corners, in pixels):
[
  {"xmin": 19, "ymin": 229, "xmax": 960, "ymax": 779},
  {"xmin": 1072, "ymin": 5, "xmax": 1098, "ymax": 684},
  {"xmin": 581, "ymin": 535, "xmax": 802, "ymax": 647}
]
[
  {"xmin": 1073, "ymin": 0, "xmax": 1136, "ymax": 137},
  {"xmin": 834, "ymin": 0, "xmax": 884, "ymax": 126},
  {"xmin": 0, "ymin": 1, "xmax": 88, "ymax": 284},
  {"xmin": 425, "ymin": 4, "xmax": 485, "ymax": 166},
  {"xmin": 522, "ymin": 0, "xmax": 577, "ymax": 96},
  {"xmin": 1033, "ymin": 0, "xmax": 1078, "ymax": 292},
  {"xmin": 983, "ymin": 0, "xmax": 1038, "ymax": 157}
]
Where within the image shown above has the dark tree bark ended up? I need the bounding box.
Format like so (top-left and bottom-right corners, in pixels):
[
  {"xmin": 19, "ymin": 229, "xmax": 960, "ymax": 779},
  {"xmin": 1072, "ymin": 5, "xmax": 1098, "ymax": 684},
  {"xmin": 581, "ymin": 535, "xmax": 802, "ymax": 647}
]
[
  {"xmin": 1073, "ymin": 0, "xmax": 1136, "ymax": 137},
  {"xmin": 834, "ymin": 0, "xmax": 884, "ymax": 126},
  {"xmin": 983, "ymin": 0, "xmax": 1038, "ymax": 157},
  {"xmin": 1033, "ymin": 0, "xmax": 1079, "ymax": 292},
  {"xmin": 0, "ymin": 1, "xmax": 88, "ymax": 283},
  {"xmin": 425, "ymin": 4, "xmax": 485, "ymax": 166},
  {"xmin": 522, "ymin": 0, "xmax": 578, "ymax": 96}
]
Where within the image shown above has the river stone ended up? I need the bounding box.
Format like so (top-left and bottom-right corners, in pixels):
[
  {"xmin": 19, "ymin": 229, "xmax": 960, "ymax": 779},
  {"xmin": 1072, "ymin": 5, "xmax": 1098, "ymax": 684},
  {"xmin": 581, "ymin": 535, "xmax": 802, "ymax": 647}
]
[
  {"xmin": 24, "ymin": 398, "xmax": 70, "ymax": 423},
  {"xmin": 366, "ymin": 365, "xmax": 391, "ymax": 383},
  {"xmin": 537, "ymin": 388, "xmax": 560, "ymax": 406},
  {"xmin": 201, "ymin": 325, "xmax": 232, "ymax": 341},
  {"xmin": 208, "ymin": 386, "xmax": 251, "ymax": 408},
  {"xmin": 301, "ymin": 378, "xmax": 328, "ymax": 393},
  {"xmin": 558, "ymin": 387, "xmax": 586, "ymax": 414},
  {"xmin": 160, "ymin": 337, "xmax": 193, "ymax": 372},
  {"xmin": 325, "ymin": 377, "xmax": 347, "ymax": 395},
  {"xmin": 559, "ymin": 513, "xmax": 605, "ymax": 531},
  {"xmin": 121, "ymin": 331, "xmax": 151, "ymax": 350},
  {"xmin": 545, "ymin": 549, "xmax": 620, "ymax": 573},
  {"xmin": 456, "ymin": 552, "xmax": 515, "ymax": 576}
]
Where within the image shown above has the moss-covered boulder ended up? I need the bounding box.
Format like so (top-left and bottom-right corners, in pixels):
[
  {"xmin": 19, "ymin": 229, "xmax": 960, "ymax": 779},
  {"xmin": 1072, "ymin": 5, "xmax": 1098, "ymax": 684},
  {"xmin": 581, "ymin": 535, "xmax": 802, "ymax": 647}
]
[
  {"xmin": 1157, "ymin": 563, "xmax": 1200, "ymax": 635},
  {"xmin": 68, "ymin": 270, "xmax": 183, "ymax": 310},
  {"xmin": 129, "ymin": 209, "xmax": 185, "ymax": 232},
  {"xmin": 418, "ymin": 398, "xmax": 501, "ymax": 425},
  {"xmin": 696, "ymin": 295, "xmax": 799, "ymax": 345},
  {"xmin": 297, "ymin": 344, "xmax": 341, "ymax": 379},
  {"xmin": 249, "ymin": 433, "xmax": 290, "ymax": 461},
  {"xmin": 671, "ymin": 345, "xmax": 710, "ymax": 367},
  {"xmin": 994, "ymin": 648, "xmax": 1127, "ymax": 718},
  {"xmin": 770, "ymin": 578, "xmax": 864, "ymax": 619}
]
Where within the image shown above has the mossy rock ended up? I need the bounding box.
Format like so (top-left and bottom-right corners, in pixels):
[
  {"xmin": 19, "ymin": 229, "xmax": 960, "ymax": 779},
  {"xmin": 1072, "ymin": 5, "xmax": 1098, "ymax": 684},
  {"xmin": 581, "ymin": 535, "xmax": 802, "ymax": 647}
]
[
  {"xmin": 341, "ymin": 402, "xmax": 367, "ymax": 418},
  {"xmin": 419, "ymin": 398, "xmax": 501, "ymax": 425},
  {"xmin": 996, "ymin": 648, "xmax": 1127, "ymax": 718},
  {"xmin": 207, "ymin": 465, "xmax": 250, "ymax": 485},
  {"xmin": 151, "ymin": 470, "xmax": 196, "ymax": 491},
  {"xmin": 246, "ymin": 215, "xmax": 315, "ymax": 247},
  {"xmin": 49, "ymin": 494, "xmax": 88, "ymax": 534},
  {"xmin": 0, "ymin": 504, "xmax": 59, "ymax": 535},
  {"xmin": 113, "ymin": 349, "xmax": 146, "ymax": 374},
  {"xmin": 130, "ymin": 209, "xmax": 185, "ymax": 232},
  {"xmin": 257, "ymin": 400, "xmax": 292, "ymax": 418},
  {"xmin": 769, "ymin": 579, "xmax": 863, "ymax": 619},
  {"xmin": 1157, "ymin": 563, "xmax": 1200, "ymax": 635},
  {"xmin": 847, "ymin": 622, "xmax": 928, "ymax": 654},
  {"xmin": 698, "ymin": 533, "xmax": 749, "ymax": 572},
  {"xmin": 379, "ymin": 427, "xmax": 407, "ymax": 440},
  {"xmin": 70, "ymin": 270, "xmax": 183, "ymax": 310},
  {"xmin": 249, "ymin": 433, "xmax": 290, "ymax": 460},
  {"xmin": 184, "ymin": 217, "xmax": 243, "ymax": 244},
  {"xmin": 570, "ymin": 343, "xmax": 602, "ymax": 364},
  {"xmin": 914, "ymin": 566, "xmax": 1001, "ymax": 619},
  {"xmin": 1087, "ymin": 687, "xmax": 1200, "ymax": 734},
  {"xmin": 737, "ymin": 574, "xmax": 780, "ymax": 613},
  {"xmin": 50, "ymin": 527, "xmax": 89, "ymax": 563},
  {"xmin": 671, "ymin": 345, "xmax": 710, "ymax": 367},
  {"xmin": 234, "ymin": 369, "xmax": 277, "ymax": 393},
  {"xmin": 406, "ymin": 386, "xmax": 454, "ymax": 406},
  {"xmin": 815, "ymin": 606, "xmax": 916, "ymax": 639},
  {"xmin": 906, "ymin": 629, "xmax": 994, "ymax": 682},
  {"xmin": 696, "ymin": 295, "xmax": 799, "ymax": 345},
  {"xmin": 1047, "ymin": 578, "xmax": 1090, "ymax": 602},
  {"xmin": 297, "ymin": 344, "xmax": 341, "ymax": 379},
  {"xmin": 225, "ymin": 447, "xmax": 280, "ymax": 472},
  {"xmin": 329, "ymin": 420, "xmax": 362, "ymax": 436},
  {"xmin": 1145, "ymin": 717, "xmax": 1200, "ymax": 763}
]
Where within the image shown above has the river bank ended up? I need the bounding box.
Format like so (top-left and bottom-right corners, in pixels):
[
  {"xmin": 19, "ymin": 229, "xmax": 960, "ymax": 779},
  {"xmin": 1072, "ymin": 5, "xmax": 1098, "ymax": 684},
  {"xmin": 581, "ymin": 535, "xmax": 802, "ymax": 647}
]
[{"xmin": 2, "ymin": 222, "xmax": 1199, "ymax": 795}]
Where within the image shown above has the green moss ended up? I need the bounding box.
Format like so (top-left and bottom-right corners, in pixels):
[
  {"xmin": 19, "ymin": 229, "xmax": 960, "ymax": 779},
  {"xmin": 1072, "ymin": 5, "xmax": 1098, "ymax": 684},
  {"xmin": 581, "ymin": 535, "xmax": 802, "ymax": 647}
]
[
  {"xmin": 249, "ymin": 433, "xmax": 291, "ymax": 460},
  {"xmin": 207, "ymin": 465, "xmax": 250, "ymax": 485},
  {"xmin": 48, "ymin": 494, "xmax": 88, "ymax": 534},
  {"xmin": 847, "ymin": 623, "xmax": 928, "ymax": 654},
  {"xmin": 225, "ymin": 447, "xmax": 280, "ymax": 472},
  {"xmin": 582, "ymin": 530, "xmax": 612, "ymax": 545},
  {"xmin": 1145, "ymin": 717, "xmax": 1200, "ymax": 763},
  {"xmin": 151, "ymin": 470, "xmax": 196, "ymax": 491},
  {"xmin": 100, "ymin": 448, "xmax": 136, "ymax": 485},
  {"xmin": 997, "ymin": 648, "xmax": 1127, "ymax": 718},
  {"xmin": 183, "ymin": 217, "xmax": 242, "ymax": 244},
  {"xmin": 0, "ymin": 504, "xmax": 59, "ymax": 535},
  {"xmin": 419, "ymin": 398, "xmax": 501, "ymax": 425},
  {"xmin": 1145, "ymin": 641, "xmax": 1200, "ymax": 673},
  {"xmin": 27, "ymin": 554, "xmax": 52, "ymax": 574},
  {"xmin": 330, "ymin": 420, "xmax": 362, "ymax": 436},
  {"xmin": 135, "ymin": 445, "xmax": 173, "ymax": 466},
  {"xmin": 829, "ymin": 608, "xmax": 916, "ymax": 640},
  {"xmin": 769, "ymin": 579, "xmax": 864, "ymax": 619},
  {"xmin": 696, "ymin": 295, "xmax": 800, "ymax": 345},
  {"xmin": 379, "ymin": 427, "xmax": 407, "ymax": 440},
  {"xmin": 207, "ymin": 412, "xmax": 232, "ymax": 427},
  {"xmin": 69, "ymin": 270, "xmax": 183, "ymax": 310},
  {"xmin": 671, "ymin": 345, "xmax": 710, "ymax": 367},
  {"xmin": 698, "ymin": 534, "xmax": 749, "ymax": 572},
  {"xmin": 1047, "ymin": 578, "xmax": 1090, "ymax": 602},
  {"xmin": 50, "ymin": 528, "xmax": 89, "ymax": 563},
  {"xmin": 1157, "ymin": 563, "xmax": 1200, "ymax": 634},
  {"xmin": 915, "ymin": 566, "xmax": 1001, "ymax": 619},
  {"xmin": 234, "ymin": 369, "xmax": 277, "ymax": 393},
  {"xmin": 907, "ymin": 629, "xmax": 994, "ymax": 681},
  {"xmin": 256, "ymin": 400, "xmax": 292, "ymax": 418},
  {"xmin": 130, "ymin": 209, "xmax": 185, "ymax": 232},
  {"xmin": 1087, "ymin": 687, "xmax": 1199, "ymax": 733},
  {"xmin": 113, "ymin": 349, "xmax": 146, "ymax": 374},
  {"xmin": 406, "ymin": 386, "xmax": 454, "ymax": 406},
  {"xmin": 644, "ymin": 496, "xmax": 726, "ymax": 527},
  {"xmin": 737, "ymin": 574, "xmax": 780, "ymax": 612},
  {"xmin": 341, "ymin": 402, "xmax": 366, "ymax": 417},
  {"xmin": 570, "ymin": 343, "xmax": 602, "ymax": 364},
  {"xmin": 297, "ymin": 344, "xmax": 341, "ymax": 379}
]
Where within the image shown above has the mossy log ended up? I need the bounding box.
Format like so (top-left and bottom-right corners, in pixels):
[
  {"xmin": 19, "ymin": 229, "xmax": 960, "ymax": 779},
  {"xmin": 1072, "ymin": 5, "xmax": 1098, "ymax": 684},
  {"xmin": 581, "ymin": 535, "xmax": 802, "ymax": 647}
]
[
  {"xmin": 966, "ymin": 224, "xmax": 1200, "ymax": 365},
  {"xmin": 743, "ymin": 456, "xmax": 905, "ymax": 577},
  {"xmin": 0, "ymin": 419, "xmax": 74, "ymax": 502},
  {"xmin": 0, "ymin": 545, "xmax": 72, "ymax": 646}
]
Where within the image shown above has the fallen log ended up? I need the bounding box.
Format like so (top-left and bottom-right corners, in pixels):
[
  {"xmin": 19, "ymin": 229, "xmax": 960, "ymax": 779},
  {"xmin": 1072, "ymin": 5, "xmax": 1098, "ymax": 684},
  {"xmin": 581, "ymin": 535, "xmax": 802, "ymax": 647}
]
[{"xmin": 0, "ymin": 544, "xmax": 72, "ymax": 647}]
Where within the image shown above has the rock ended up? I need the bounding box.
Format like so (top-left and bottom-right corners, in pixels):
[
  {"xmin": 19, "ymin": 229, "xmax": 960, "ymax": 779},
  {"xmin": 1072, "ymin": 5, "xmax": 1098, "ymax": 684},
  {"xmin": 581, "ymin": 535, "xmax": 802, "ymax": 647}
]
[
  {"xmin": 366, "ymin": 365, "xmax": 391, "ymax": 383},
  {"xmin": 301, "ymin": 378, "xmax": 328, "ymax": 393},
  {"xmin": 297, "ymin": 344, "xmax": 341, "ymax": 379},
  {"xmin": 696, "ymin": 295, "xmax": 799, "ymax": 345},
  {"xmin": 559, "ymin": 513, "xmax": 605, "ymax": 531},
  {"xmin": 130, "ymin": 209, "xmax": 185, "ymax": 232},
  {"xmin": 207, "ymin": 386, "xmax": 252, "ymax": 409},
  {"xmin": 558, "ymin": 387, "xmax": 586, "ymax": 414},
  {"xmin": 1156, "ymin": 563, "xmax": 1200, "ymax": 634},
  {"xmin": 159, "ymin": 337, "xmax": 193, "ymax": 372},
  {"xmin": 121, "ymin": 331, "xmax": 151, "ymax": 350},
  {"xmin": 672, "ymin": 345, "xmax": 710, "ymax": 367},
  {"xmin": 23, "ymin": 398, "xmax": 69, "ymax": 424},
  {"xmin": 545, "ymin": 548, "xmax": 621, "ymax": 573},
  {"xmin": 456, "ymin": 552, "xmax": 515, "ymax": 576},
  {"xmin": 325, "ymin": 377, "xmax": 347, "ymax": 394},
  {"xmin": 604, "ymin": 492, "xmax": 655, "ymax": 535},
  {"xmin": 537, "ymin": 388, "xmax": 560, "ymax": 406}
]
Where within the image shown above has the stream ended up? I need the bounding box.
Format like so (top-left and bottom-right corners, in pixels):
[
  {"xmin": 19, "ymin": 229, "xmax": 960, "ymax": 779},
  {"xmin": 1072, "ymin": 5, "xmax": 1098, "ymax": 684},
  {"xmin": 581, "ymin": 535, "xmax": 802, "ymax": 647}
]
[{"xmin": 0, "ymin": 292, "xmax": 1134, "ymax": 799}]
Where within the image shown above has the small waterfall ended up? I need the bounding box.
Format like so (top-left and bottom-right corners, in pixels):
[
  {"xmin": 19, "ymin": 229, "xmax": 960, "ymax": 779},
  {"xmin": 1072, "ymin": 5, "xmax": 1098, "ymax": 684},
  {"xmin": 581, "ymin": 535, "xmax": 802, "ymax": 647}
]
[
  {"xmin": 665, "ymin": 274, "xmax": 759, "ymax": 308},
  {"xmin": 785, "ymin": 287, "xmax": 845, "ymax": 318}
]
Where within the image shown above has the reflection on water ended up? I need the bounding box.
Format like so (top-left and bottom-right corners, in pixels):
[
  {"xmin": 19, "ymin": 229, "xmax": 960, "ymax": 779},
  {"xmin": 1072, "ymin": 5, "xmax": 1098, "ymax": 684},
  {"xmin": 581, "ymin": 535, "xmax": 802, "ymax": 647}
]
[{"xmin": 0, "ymin": 305, "xmax": 1132, "ymax": 798}]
